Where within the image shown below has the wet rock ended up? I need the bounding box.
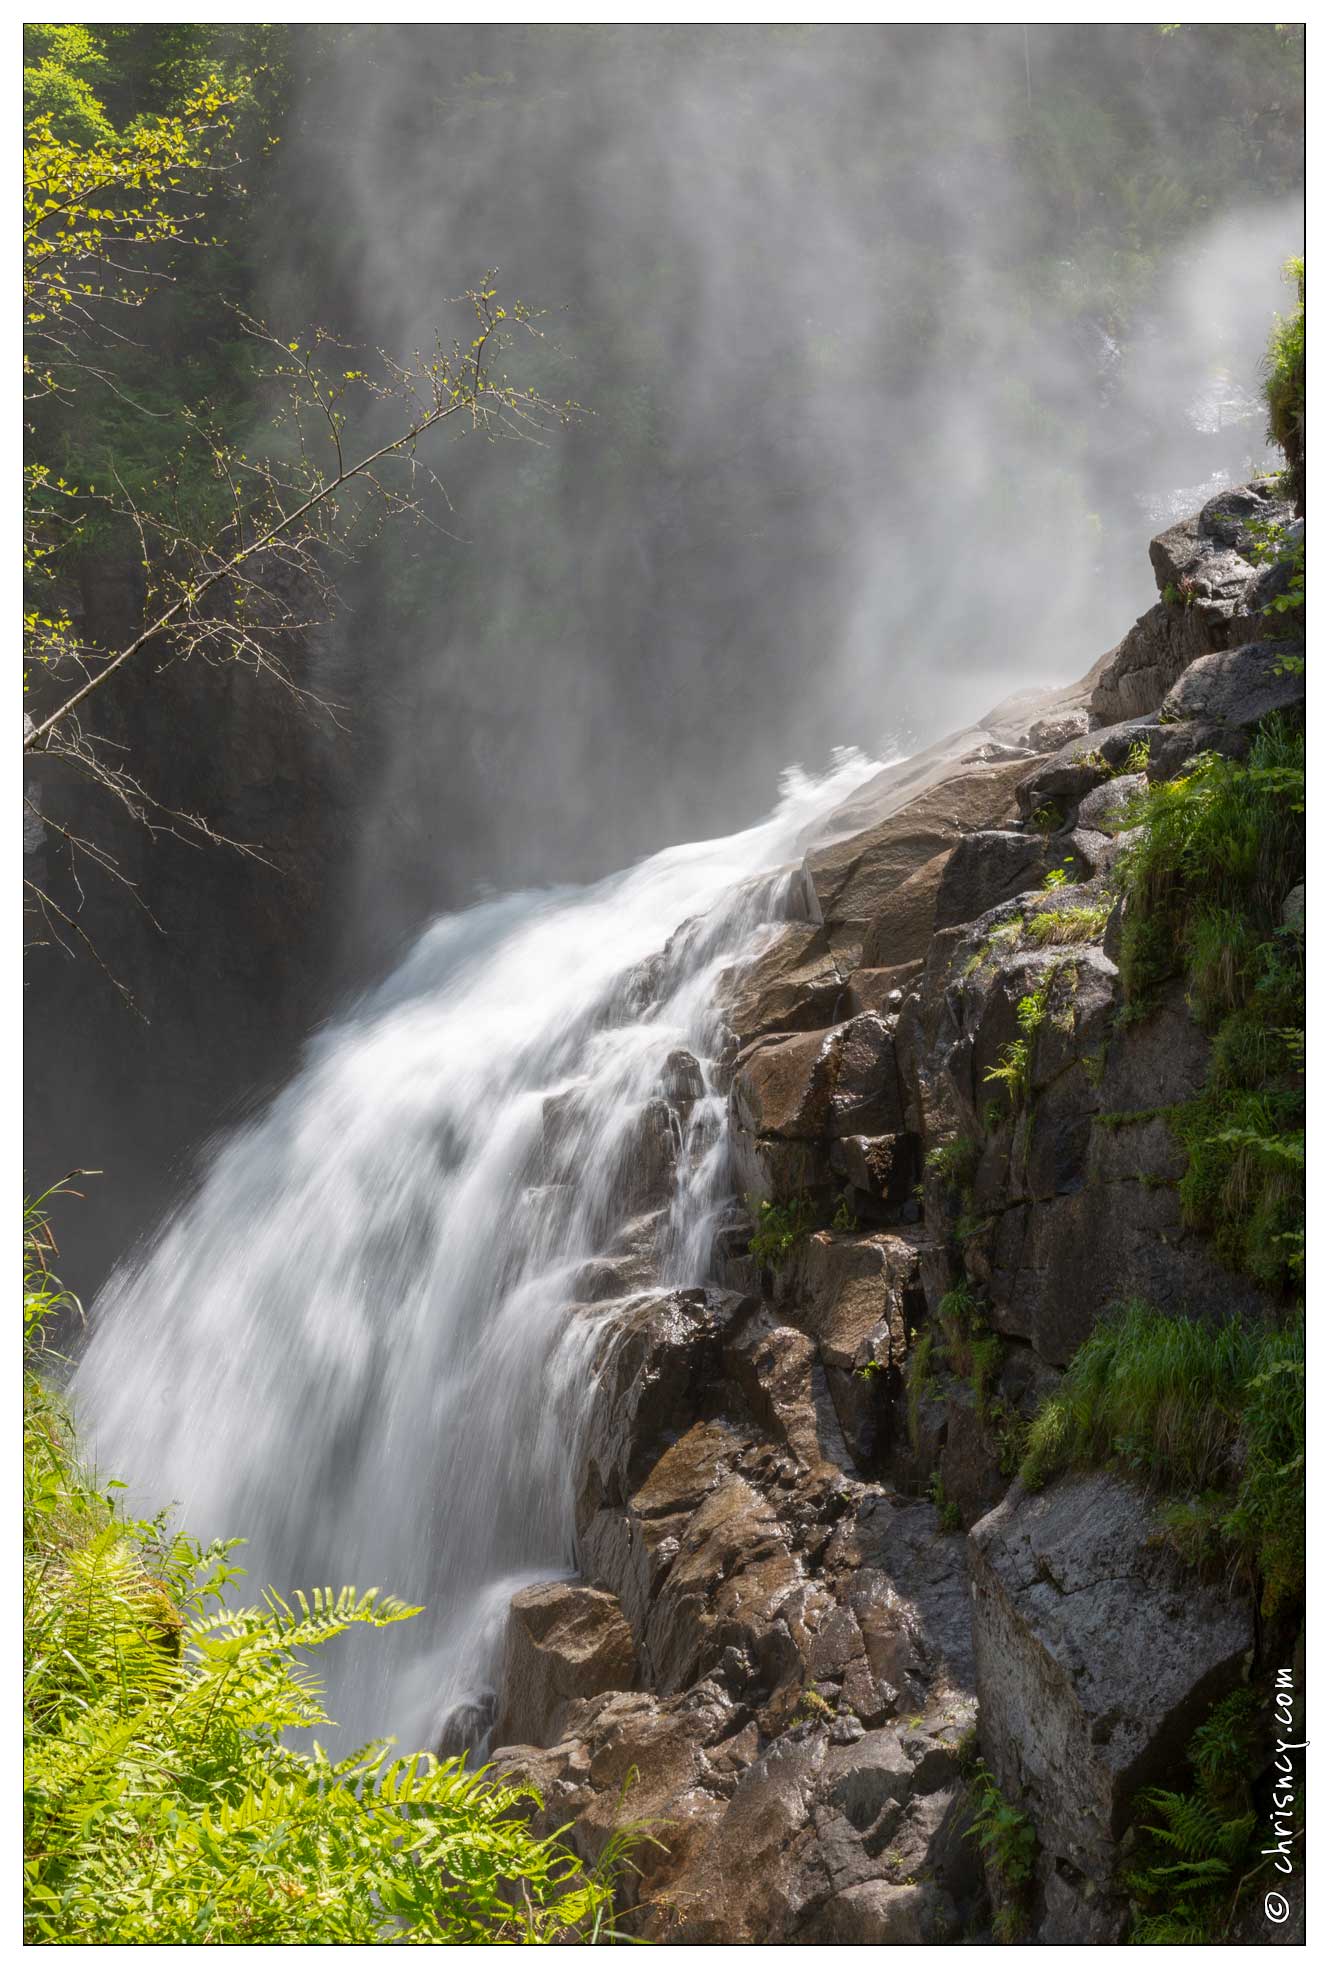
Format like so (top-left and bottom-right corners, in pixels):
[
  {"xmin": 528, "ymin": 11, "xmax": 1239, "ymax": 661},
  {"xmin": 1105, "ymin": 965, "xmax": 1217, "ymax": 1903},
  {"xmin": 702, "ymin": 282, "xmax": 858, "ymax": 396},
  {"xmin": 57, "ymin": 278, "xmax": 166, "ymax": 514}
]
[
  {"xmin": 829, "ymin": 1130, "xmax": 907, "ymax": 1205},
  {"xmin": 729, "ymin": 1013, "xmax": 905, "ymax": 1204},
  {"xmin": 784, "ymin": 1229, "xmax": 916, "ymax": 1374},
  {"xmin": 494, "ymin": 1583, "xmax": 637, "ymax": 1748},
  {"xmin": 828, "ymin": 1013, "xmax": 906, "ymax": 1138},
  {"xmin": 578, "ymin": 1288, "xmax": 753, "ymax": 1520},
  {"xmin": 659, "ymin": 1047, "xmax": 706, "ymax": 1112},
  {"xmin": 976, "ymin": 1179, "xmax": 1268, "ymax": 1365},
  {"xmin": 719, "ymin": 922, "xmax": 848, "ymax": 1050},
  {"xmin": 800, "ymin": 758, "xmax": 1033, "ymax": 971},
  {"xmin": 971, "ymin": 1473, "xmax": 1254, "ymax": 1903},
  {"xmin": 843, "ymin": 961, "xmax": 921, "ymax": 1016}
]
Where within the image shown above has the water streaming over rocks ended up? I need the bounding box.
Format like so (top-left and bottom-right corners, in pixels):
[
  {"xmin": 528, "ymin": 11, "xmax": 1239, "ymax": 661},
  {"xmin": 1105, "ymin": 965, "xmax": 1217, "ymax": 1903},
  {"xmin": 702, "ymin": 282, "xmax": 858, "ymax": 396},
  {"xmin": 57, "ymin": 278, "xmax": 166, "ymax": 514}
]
[{"xmin": 73, "ymin": 750, "xmax": 883, "ymax": 1755}]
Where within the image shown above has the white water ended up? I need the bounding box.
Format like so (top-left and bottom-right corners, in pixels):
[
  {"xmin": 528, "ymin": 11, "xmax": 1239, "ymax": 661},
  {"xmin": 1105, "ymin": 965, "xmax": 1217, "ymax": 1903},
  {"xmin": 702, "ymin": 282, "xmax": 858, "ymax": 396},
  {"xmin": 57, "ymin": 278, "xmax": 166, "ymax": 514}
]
[{"xmin": 73, "ymin": 750, "xmax": 882, "ymax": 1755}]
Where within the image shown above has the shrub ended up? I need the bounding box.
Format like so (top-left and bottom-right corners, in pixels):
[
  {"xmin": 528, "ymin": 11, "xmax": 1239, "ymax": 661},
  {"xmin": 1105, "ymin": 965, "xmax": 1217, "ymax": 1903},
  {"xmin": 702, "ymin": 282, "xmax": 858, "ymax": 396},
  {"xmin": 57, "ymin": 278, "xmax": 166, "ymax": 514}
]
[{"xmin": 983, "ymin": 1038, "xmax": 1029, "ymax": 1110}]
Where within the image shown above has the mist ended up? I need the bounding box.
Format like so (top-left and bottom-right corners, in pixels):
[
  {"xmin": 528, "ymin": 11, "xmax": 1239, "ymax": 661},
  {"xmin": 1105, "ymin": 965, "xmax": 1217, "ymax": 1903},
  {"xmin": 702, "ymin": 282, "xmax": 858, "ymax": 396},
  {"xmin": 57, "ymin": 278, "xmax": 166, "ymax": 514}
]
[{"xmin": 249, "ymin": 23, "xmax": 1301, "ymax": 976}]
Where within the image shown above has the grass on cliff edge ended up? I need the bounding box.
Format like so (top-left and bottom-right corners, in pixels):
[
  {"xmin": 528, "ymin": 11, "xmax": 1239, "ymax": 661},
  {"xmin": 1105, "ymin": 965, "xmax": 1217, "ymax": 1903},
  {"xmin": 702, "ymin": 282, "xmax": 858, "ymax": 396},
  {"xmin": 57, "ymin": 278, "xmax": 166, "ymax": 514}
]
[
  {"xmin": 1020, "ymin": 1300, "xmax": 1303, "ymax": 1618},
  {"xmin": 1116, "ymin": 714, "xmax": 1304, "ymax": 1292},
  {"xmin": 23, "ymin": 1188, "xmax": 641, "ymax": 1945}
]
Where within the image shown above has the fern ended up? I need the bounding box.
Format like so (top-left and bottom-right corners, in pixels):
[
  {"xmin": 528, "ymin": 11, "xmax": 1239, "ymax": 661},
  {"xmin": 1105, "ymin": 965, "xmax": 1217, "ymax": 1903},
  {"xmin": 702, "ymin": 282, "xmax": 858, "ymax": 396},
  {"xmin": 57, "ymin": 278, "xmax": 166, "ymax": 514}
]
[
  {"xmin": 1124, "ymin": 1688, "xmax": 1272, "ymax": 1941},
  {"xmin": 23, "ymin": 1194, "xmax": 646, "ymax": 1943}
]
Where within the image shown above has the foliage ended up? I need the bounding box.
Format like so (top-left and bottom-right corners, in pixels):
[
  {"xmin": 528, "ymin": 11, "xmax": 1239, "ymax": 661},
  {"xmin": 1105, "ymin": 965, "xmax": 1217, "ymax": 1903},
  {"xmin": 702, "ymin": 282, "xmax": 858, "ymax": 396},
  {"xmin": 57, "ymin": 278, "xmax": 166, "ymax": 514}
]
[
  {"xmin": 23, "ymin": 26, "xmax": 115, "ymax": 146},
  {"xmin": 791, "ymin": 1687, "xmax": 835, "ymax": 1726},
  {"xmin": 1124, "ymin": 1689, "xmax": 1267, "ymax": 1942},
  {"xmin": 1115, "ymin": 718, "xmax": 1304, "ymax": 1290},
  {"xmin": 23, "ymin": 1197, "xmax": 642, "ymax": 1943},
  {"xmin": 1024, "ymin": 899, "xmax": 1111, "ymax": 947},
  {"xmin": 1247, "ymin": 515, "xmax": 1306, "ymax": 620},
  {"xmin": 831, "ymin": 1191, "xmax": 858, "ymax": 1234},
  {"xmin": 983, "ymin": 1039, "xmax": 1029, "ymax": 1110},
  {"xmin": 927, "ymin": 1470, "xmax": 962, "ymax": 1535},
  {"xmin": 1019, "ymin": 1301, "xmax": 1303, "ymax": 1616},
  {"xmin": 906, "ymin": 1328, "xmax": 936, "ymax": 1454},
  {"xmin": 22, "ymin": 34, "xmax": 567, "ymax": 984},
  {"xmin": 747, "ymin": 1192, "xmax": 819, "ymax": 1267},
  {"xmin": 1027, "ymin": 803, "xmax": 1063, "ymax": 839},
  {"xmin": 966, "ymin": 1762, "xmax": 1037, "ymax": 1942},
  {"xmin": 1263, "ymin": 256, "xmax": 1304, "ymax": 508},
  {"xmin": 924, "ymin": 1136, "xmax": 979, "ymax": 1192}
]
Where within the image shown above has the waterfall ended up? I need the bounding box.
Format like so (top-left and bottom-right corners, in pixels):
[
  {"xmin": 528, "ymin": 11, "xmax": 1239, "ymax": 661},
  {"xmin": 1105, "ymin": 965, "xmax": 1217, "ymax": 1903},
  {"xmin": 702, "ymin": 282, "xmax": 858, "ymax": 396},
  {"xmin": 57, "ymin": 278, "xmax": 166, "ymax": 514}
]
[{"xmin": 73, "ymin": 749, "xmax": 882, "ymax": 1755}]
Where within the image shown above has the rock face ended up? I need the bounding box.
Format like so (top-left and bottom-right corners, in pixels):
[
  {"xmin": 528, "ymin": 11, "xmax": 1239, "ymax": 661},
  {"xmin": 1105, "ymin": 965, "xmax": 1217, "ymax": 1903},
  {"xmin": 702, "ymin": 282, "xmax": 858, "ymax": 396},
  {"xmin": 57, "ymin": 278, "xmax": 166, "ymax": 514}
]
[
  {"xmin": 483, "ymin": 481, "xmax": 1299, "ymax": 1944},
  {"xmin": 494, "ymin": 1583, "xmax": 637, "ymax": 1748},
  {"xmin": 1089, "ymin": 482, "xmax": 1295, "ymax": 727},
  {"xmin": 971, "ymin": 1476, "xmax": 1255, "ymax": 1936}
]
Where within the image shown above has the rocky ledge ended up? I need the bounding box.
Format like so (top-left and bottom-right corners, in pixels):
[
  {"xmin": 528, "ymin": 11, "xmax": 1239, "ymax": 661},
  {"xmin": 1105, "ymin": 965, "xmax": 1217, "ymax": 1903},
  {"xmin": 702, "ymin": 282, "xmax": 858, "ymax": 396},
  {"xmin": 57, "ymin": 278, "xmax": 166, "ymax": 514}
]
[{"xmin": 485, "ymin": 483, "xmax": 1301, "ymax": 1943}]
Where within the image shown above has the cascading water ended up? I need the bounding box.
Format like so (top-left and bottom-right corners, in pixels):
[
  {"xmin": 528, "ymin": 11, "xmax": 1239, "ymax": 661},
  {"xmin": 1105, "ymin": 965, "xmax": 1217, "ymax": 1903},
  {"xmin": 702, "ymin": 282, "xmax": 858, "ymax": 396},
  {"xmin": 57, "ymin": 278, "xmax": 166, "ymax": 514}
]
[{"xmin": 73, "ymin": 749, "xmax": 883, "ymax": 1756}]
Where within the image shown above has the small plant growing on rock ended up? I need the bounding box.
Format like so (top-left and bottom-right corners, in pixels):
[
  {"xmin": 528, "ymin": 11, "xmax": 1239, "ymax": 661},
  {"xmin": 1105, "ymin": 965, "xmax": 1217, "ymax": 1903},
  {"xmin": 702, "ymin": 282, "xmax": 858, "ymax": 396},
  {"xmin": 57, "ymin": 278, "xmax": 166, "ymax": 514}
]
[
  {"xmin": 1025, "ymin": 900, "xmax": 1111, "ymax": 947},
  {"xmin": 966, "ymin": 1762, "xmax": 1038, "ymax": 1943},
  {"xmin": 790, "ymin": 1687, "xmax": 835, "ymax": 1727},
  {"xmin": 983, "ymin": 1038, "xmax": 1029, "ymax": 1110},
  {"xmin": 925, "ymin": 1137, "xmax": 979, "ymax": 1191},
  {"xmin": 906, "ymin": 1329, "xmax": 936, "ymax": 1452},
  {"xmin": 747, "ymin": 1193, "xmax": 818, "ymax": 1267},
  {"xmin": 1028, "ymin": 803, "xmax": 1063, "ymax": 840},
  {"xmin": 1040, "ymin": 858, "xmax": 1075, "ymax": 891},
  {"xmin": 1262, "ymin": 253, "xmax": 1304, "ymax": 509},
  {"xmin": 928, "ymin": 1470, "xmax": 962, "ymax": 1534},
  {"xmin": 831, "ymin": 1192, "xmax": 858, "ymax": 1234}
]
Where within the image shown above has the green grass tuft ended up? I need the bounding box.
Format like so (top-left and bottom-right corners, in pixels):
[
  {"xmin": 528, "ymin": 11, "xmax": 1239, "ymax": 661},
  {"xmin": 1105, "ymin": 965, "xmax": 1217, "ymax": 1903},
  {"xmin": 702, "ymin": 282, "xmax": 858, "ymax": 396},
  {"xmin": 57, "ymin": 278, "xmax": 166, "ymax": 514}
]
[{"xmin": 1019, "ymin": 1301, "xmax": 1303, "ymax": 1616}]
